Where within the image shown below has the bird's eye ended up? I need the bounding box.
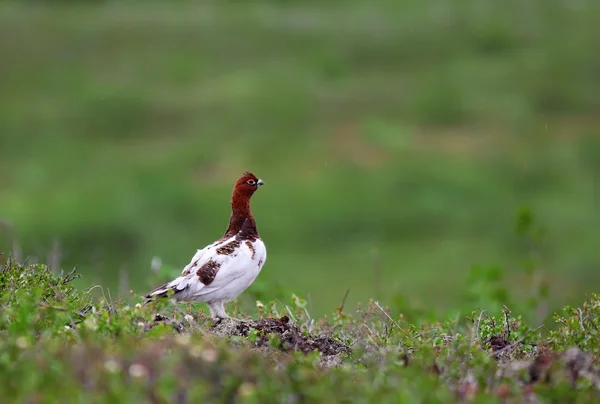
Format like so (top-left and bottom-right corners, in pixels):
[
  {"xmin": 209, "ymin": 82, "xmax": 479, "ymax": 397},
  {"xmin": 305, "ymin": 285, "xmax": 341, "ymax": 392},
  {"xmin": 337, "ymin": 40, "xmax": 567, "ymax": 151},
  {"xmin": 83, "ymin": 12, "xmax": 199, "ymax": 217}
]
[{"xmin": 247, "ymin": 180, "xmax": 256, "ymax": 185}]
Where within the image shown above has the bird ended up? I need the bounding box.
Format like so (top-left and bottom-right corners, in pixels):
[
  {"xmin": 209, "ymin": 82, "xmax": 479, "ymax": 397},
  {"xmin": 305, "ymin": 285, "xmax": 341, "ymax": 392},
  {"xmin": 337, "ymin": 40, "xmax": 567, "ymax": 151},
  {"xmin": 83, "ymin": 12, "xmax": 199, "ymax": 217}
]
[{"xmin": 144, "ymin": 171, "xmax": 267, "ymax": 320}]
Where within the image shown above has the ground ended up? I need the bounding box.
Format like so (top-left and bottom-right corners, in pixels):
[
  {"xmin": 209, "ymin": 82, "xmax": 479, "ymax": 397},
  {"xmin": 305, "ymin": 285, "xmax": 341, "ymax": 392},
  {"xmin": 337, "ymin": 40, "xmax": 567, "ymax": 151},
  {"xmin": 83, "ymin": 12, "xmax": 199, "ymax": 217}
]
[{"xmin": 1, "ymin": 260, "xmax": 600, "ymax": 402}]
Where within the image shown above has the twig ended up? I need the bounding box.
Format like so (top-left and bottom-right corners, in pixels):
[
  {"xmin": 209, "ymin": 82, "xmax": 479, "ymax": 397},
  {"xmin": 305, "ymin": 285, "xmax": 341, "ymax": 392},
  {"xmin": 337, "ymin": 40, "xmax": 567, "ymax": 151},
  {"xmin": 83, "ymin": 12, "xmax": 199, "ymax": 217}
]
[
  {"xmin": 37, "ymin": 302, "xmax": 88, "ymax": 319},
  {"xmin": 474, "ymin": 310, "xmax": 486, "ymax": 344},
  {"xmin": 272, "ymin": 300, "xmax": 283, "ymax": 318},
  {"xmin": 361, "ymin": 324, "xmax": 379, "ymax": 347},
  {"xmin": 145, "ymin": 314, "xmax": 184, "ymax": 333},
  {"xmin": 338, "ymin": 288, "xmax": 350, "ymax": 314},
  {"xmin": 362, "ymin": 323, "xmax": 374, "ymax": 335},
  {"xmin": 476, "ymin": 307, "xmax": 491, "ymax": 320},
  {"xmin": 66, "ymin": 314, "xmax": 83, "ymax": 342},
  {"xmin": 578, "ymin": 308, "xmax": 586, "ymax": 331},
  {"xmin": 285, "ymin": 306, "xmax": 297, "ymax": 323},
  {"xmin": 503, "ymin": 306, "xmax": 511, "ymax": 340},
  {"xmin": 62, "ymin": 266, "xmax": 80, "ymax": 284},
  {"xmin": 452, "ymin": 312, "xmax": 461, "ymax": 337},
  {"xmin": 490, "ymin": 325, "xmax": 544, "ymax": 357},
  {"xmin": 374, "ymin": 301, "xmax": 401, "ymax": 330}
]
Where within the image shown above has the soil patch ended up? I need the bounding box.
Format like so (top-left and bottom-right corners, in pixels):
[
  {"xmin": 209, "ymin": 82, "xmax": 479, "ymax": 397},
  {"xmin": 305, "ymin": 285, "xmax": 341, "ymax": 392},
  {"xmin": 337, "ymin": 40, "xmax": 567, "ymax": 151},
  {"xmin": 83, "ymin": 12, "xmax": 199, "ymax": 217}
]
[{"xmin": 211, "ymin": 315, "xmax": 351, "ymax": 357}]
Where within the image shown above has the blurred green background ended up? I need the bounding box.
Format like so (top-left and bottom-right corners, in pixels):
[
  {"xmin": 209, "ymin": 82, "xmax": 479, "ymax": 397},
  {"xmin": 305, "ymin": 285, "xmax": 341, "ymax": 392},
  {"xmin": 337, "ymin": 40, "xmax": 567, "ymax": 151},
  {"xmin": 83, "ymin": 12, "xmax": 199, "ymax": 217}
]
[{"xmin": 1, "ymin": 1, "xmax": 599, "ymax": 316}]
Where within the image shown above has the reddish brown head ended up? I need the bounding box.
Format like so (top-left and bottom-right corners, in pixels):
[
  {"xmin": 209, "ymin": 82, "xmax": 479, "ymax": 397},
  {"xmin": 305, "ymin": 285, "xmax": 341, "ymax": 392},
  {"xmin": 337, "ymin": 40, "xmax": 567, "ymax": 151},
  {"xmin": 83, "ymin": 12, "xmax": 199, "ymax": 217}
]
[
  {"xmin": 223, "ymin": 171, "xmax": 264, "ymax": 239},
  {"xmin": 232, "ymin": 171, "xmax": 264, "ymax": 198}
]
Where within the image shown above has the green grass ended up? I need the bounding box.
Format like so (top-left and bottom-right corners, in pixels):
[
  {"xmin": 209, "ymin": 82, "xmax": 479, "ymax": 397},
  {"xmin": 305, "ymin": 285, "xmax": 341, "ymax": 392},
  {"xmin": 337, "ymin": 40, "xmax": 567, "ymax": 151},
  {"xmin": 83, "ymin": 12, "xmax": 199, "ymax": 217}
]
[
  {"xmin": 2, "ymin": 260, "xmax": 600, "ymax": 402},
  {"xmin": 0, "ymin": 1, "xmax": 599, "ymax": 317}
]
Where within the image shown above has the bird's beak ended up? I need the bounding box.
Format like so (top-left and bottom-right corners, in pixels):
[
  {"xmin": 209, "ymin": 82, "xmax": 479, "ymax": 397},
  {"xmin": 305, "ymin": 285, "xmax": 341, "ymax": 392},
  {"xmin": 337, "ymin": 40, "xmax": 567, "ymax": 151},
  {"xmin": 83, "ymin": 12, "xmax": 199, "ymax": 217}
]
[{"xmin": 257, "ymin": 179, "xmax": 264, "ymax": 186}]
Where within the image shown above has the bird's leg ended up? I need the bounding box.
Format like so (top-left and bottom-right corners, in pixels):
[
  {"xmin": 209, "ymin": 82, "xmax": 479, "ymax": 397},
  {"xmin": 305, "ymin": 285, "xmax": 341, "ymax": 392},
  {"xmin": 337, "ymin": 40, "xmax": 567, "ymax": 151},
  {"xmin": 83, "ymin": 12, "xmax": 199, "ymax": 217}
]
[{"xmin": 208, "ymin": 301, "xmax": 230, "ymax": 323}]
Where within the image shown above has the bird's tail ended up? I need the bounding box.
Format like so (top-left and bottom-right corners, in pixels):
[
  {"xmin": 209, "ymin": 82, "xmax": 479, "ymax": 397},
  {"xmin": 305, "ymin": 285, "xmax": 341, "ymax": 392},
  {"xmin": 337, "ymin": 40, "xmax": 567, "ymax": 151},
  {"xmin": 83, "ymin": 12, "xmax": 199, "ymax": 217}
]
[{"xmin": 143, "ymin": 284, "xmax": 175, "ymax": 304}]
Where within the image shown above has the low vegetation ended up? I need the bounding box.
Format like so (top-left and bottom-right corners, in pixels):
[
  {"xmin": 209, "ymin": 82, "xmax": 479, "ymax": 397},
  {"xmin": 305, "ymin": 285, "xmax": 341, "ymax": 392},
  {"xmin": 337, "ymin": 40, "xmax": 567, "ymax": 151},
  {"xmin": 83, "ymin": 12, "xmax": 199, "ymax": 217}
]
[{"xmin": 1, "ymin": 257, "xmax": 599, "ymax": 402}]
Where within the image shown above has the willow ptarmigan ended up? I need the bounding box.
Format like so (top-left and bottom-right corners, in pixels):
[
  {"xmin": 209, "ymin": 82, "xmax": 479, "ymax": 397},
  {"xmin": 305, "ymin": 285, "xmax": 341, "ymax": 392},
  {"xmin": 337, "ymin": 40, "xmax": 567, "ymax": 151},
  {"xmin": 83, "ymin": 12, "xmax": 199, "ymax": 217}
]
[{"xmin": 145, "ymin": 171, "xmax": 266, "ymax": 319}]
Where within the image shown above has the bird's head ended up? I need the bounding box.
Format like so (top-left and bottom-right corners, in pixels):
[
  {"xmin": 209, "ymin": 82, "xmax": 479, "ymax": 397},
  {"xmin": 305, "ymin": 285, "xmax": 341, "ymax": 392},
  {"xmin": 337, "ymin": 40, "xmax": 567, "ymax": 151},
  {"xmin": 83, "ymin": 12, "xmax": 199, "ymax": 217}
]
[{"xmin": 233, "ymin": 171, "xmax": 264, "ymax": 198}]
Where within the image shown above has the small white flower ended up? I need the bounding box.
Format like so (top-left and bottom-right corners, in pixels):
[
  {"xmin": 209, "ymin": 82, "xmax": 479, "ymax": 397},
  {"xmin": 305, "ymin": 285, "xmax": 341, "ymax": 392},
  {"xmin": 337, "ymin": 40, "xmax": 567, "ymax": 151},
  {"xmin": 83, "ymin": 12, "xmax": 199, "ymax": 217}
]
[
  {"xmin": 129, "ymin": 363, "xmax": 149, "ymax": 378},
  {"xmin": 135, "ymin": 303, "xmax": 142, "ymax": 309},
  {"xmin": 184, "ymin": 315, "xmax": 194, "ymax": 323}
]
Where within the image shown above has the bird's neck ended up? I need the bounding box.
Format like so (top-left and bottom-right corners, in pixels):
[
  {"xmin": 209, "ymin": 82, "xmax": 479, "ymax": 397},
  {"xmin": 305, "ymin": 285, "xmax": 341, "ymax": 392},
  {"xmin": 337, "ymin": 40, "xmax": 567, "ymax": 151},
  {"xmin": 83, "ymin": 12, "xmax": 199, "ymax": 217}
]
[
  {"xmin": 223, "ymin": 193, "xmax": 251, "ymax": 238},
  {"xmin": 236, "ymin": 213, "xmax": 259, "ymax": 241}
]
